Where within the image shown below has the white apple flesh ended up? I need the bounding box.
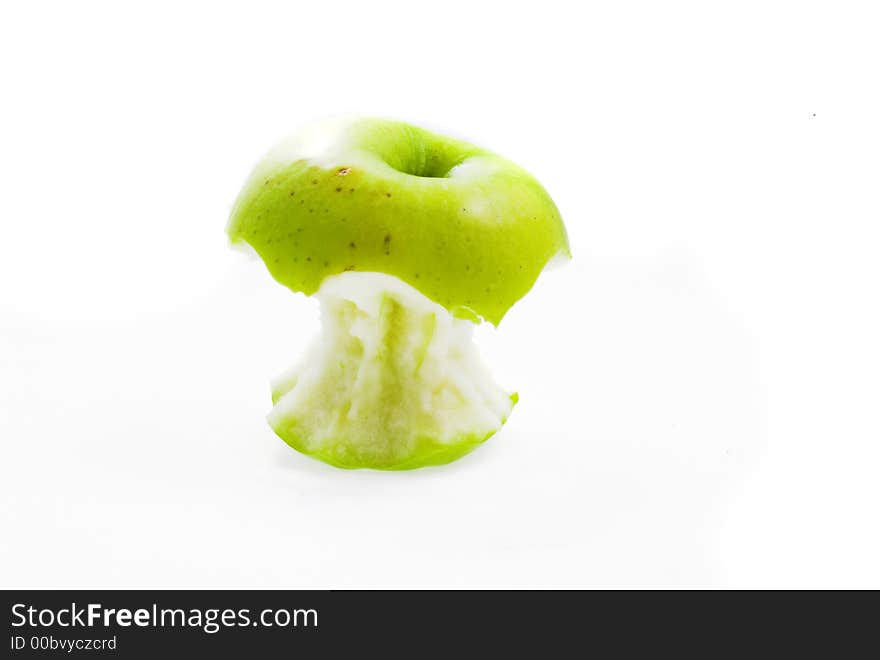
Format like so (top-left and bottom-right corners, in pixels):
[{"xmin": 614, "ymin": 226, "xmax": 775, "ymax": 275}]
[{"xmin": 268, "ymin": 272, "xmax": 516, "ymax": 469}]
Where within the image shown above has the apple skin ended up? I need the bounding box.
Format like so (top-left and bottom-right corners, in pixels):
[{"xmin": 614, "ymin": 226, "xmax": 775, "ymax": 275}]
[
  {"xmin": 227, "ymin": 118, "xmax": 569, "ymax": 325},
  {"xmin": 272, "ymin": 398, "xmax": 519, "ymax": 471}
]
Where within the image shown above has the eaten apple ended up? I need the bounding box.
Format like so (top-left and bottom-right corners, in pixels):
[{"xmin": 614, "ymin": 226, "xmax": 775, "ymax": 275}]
[{"xmin": 228, "ymin": 117, "xmax": 569, "ymax": 469}]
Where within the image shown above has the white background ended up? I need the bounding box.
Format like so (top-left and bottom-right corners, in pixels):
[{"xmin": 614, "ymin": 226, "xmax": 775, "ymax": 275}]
[{"xmin": 1, "ymin": 1, "xmax": 878, "ymax": 589}]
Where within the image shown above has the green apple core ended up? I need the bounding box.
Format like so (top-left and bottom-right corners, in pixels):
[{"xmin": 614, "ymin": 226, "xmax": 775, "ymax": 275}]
[
  {"xmin": 269, "ymin": 271, "xmax": 516, "ymax": 469},
  {"xmin": 229, "ymin": 118, "xmax": 568, "ymax": 469}
]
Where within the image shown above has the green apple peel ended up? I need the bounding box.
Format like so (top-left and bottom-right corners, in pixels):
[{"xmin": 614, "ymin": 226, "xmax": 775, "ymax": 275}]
[{"xmin": 228, "ymin": 118, "xmax": 569, "ymax": 469}]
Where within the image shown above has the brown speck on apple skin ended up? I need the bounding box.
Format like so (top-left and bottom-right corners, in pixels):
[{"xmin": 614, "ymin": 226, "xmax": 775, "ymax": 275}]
[
  {"xmin": 383, "ymin": 234, "xmax": 391, "ymax": 255},
  {"xmin": 337, "ymin": 167, "xmax": 351, "ymax": 176},
  {"xmin": 336, "ymin": 187, "xmax": 342, "ymax": 192},
  {"xmin": 386, "ymin": 192, "xmax": 392, "ymax": 198},
  {"xmin": 312, "ymin": 179, "xmax": 318, "ymax": 185}
]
